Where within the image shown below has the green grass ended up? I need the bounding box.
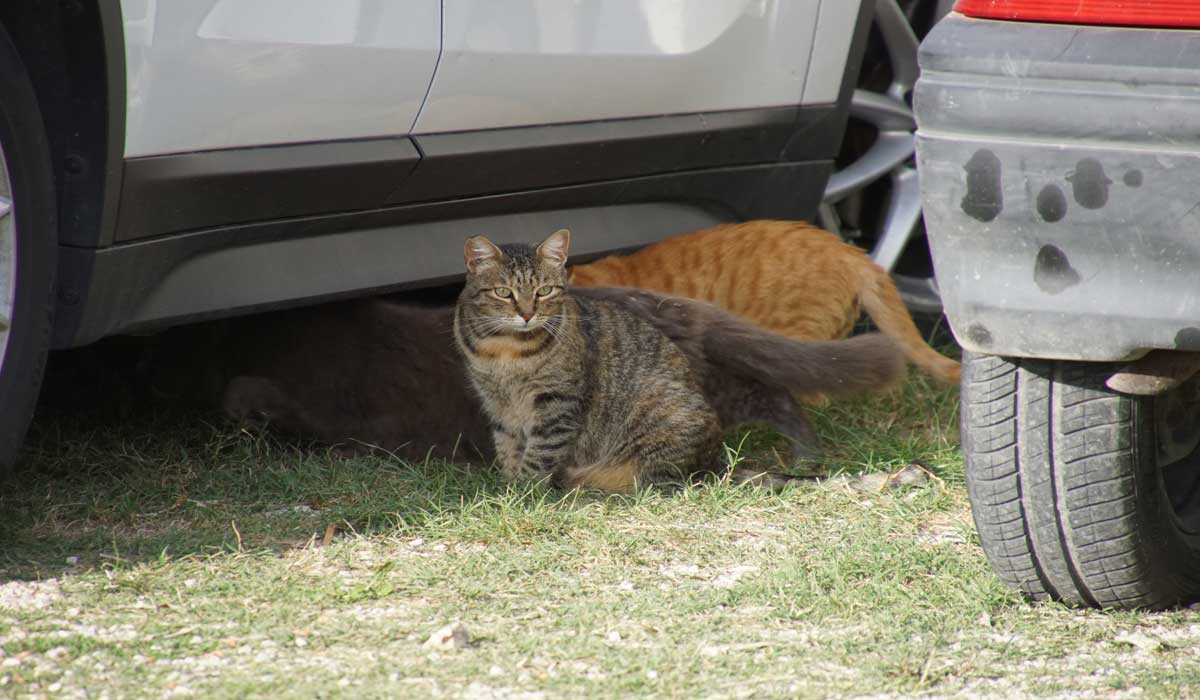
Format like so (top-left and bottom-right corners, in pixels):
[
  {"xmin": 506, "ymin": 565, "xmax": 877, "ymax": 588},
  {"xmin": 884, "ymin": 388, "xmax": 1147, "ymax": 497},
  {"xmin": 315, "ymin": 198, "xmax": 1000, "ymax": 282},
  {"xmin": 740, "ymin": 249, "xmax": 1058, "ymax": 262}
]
[{"xmin": 3, "ymin": 365, "xmax": 1200, "ymax": 699}]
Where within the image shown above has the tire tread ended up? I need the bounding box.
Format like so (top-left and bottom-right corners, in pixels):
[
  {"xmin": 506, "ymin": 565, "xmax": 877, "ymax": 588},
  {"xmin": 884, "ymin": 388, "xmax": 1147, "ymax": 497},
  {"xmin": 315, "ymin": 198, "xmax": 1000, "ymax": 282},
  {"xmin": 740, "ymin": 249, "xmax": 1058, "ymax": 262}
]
[{"xmin": 962, "ymin": 352, "xmax": 1200, "ymax": 610}]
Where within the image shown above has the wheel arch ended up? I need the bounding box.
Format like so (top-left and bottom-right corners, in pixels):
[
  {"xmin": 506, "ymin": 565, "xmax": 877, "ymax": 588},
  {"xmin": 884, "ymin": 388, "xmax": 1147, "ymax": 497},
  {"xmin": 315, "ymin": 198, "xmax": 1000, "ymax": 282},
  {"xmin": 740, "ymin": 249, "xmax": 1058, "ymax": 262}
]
[{"xmin": 0, "ymin": 0, "xmax": 125, "ymax": 250}]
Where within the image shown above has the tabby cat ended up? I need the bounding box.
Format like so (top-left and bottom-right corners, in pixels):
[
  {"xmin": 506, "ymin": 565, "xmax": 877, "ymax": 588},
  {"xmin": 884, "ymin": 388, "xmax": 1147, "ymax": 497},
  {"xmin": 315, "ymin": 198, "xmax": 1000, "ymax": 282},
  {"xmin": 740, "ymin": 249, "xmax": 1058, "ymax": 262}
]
[
  {"xmin": 455, "ymin": 229, "xmax": 724, "ymax": 491},
  {"xmin": 569, "ymin": 219, "xmax": 960, "ymax": 385},
  {"xmin": 453, "ymin": 229, "xmax": 903, "ymax": 492}
]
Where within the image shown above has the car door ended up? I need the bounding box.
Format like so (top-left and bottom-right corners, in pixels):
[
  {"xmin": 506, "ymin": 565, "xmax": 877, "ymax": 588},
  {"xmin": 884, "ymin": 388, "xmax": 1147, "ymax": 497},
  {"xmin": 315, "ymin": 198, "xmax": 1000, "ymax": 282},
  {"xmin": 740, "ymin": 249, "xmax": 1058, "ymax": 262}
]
[
  {"xmin": 112, "ymin": 0, "xmax": 441, "ymax": 242},
  {"xmin": 386, "ymin": 0, "xmax": 862, "ymax": 209},
  {"xmin": 120, "ymin": 0, "xmax": 441, "ymax": 157},
  {"xmin": 412, "ymin": 0, "xmax": 827, "ymax": 134}
]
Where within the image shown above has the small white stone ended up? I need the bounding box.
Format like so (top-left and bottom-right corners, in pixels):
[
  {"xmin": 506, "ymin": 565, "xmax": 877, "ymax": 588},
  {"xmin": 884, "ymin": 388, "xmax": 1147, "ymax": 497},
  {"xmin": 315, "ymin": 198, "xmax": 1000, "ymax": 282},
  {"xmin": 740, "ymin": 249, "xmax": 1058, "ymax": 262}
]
[
  {"xmin": 712, "ymin": 565, "xmax": 758, "ymax": 589},
  {"xmin": 660, "ymin": 563, "xmax": 701, "ymax": 578},
  {"xmin": 422, "ymin": 622, "xmax": 469, "ymax": 650},
  {"xmin": 294, "ymin": 637, "xmax": 308, "ymax": 648},
  {"xmin": 606, "ymin": 631, "xmax": 622, "ymax": 643},
  {"xmin": 488, "ymin": 665, "xmax": 504, "ymax": 676},
  {"xmin": 1115, "ymin": 631, "xmax": 1166, "ymax": 652},
  {"xmin": 646, "ymin": 669, "xmax": 659, "ymax": 680},
  {"xmin": 65, "ymin": 556, "xmax": 80, "ymax": 566}
]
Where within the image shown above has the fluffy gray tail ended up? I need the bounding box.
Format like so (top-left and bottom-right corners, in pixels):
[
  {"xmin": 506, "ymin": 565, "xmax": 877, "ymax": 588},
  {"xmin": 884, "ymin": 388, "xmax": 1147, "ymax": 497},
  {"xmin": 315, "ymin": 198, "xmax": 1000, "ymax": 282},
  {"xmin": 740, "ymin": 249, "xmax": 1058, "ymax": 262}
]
[
  {"xmin": 573, "ymin": 286, "xmax": 906, "ymax": 397},
  {"xmin": 703, "ymin": 315, "xmax": 905, "ymax": 398}
]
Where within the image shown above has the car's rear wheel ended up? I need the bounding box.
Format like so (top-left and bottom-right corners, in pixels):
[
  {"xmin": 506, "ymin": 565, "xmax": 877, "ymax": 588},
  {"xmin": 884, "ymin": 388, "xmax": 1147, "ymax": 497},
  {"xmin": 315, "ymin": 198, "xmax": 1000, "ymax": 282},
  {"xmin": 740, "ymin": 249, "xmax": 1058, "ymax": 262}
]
[
  {"xmin": 962, "ymin": 352, "xmax": 1200, "ymax": 610},
  {"xmin": 0, "ymin": 23, "xmax": 57, "ymax": 470}
]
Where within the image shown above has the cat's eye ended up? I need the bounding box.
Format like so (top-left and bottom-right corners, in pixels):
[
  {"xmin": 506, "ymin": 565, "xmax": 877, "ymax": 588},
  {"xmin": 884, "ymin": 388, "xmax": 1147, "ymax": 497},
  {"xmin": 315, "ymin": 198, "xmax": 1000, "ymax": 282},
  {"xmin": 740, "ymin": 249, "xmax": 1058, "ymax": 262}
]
[
  {"xmin": 535, "ymin": 286, "xmax": 556, "ymax": 298},
  {"xmin": 493, "ymin": 287, "xmax": 514, "ymax": 299}
]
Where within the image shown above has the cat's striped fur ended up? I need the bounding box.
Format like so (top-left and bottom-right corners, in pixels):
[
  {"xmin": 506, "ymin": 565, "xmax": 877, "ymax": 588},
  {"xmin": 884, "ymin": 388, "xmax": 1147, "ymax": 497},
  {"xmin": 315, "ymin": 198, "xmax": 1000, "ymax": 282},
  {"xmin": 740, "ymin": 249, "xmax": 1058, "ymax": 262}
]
[{"xmin": 455, "ymin": 230, "xmax": 721, "ymax": 491}]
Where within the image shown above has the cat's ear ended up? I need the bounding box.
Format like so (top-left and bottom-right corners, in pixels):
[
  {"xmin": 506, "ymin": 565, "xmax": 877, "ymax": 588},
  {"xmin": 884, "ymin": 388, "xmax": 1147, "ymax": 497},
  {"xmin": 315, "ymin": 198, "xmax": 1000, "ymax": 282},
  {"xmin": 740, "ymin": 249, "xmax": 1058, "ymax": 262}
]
[
  {"xmin": 464, "ymin": 236, "xmax": 504, "ymax": 273},
  {"xmin": 537, "ymin": 229, "xmax": 570, "ymax": 268}
]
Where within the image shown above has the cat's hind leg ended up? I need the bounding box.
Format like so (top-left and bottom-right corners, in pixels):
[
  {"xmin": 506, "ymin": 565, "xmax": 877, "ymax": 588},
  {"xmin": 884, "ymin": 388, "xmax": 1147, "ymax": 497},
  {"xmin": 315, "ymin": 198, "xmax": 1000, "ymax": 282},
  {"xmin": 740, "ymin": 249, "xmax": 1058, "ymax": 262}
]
[
  {"xmin": 706, "ymin": 375, "xmax": 822, "ymax": 463},
  {"xmin": 563, "ymin": 422, "xmax": 720, "ymax": 494},
  {"xmin": 556, "ymin": 461, "xmax": 647, "ymax": 493}
]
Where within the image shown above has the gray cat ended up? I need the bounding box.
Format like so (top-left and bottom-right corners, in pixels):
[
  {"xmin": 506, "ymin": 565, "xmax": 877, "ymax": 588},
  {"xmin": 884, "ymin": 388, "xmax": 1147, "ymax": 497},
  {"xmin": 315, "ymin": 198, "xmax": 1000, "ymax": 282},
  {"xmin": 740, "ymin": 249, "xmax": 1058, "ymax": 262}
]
[{"xmin": 454, "ymin": 229, "xmax": 899, "ymax": 492}]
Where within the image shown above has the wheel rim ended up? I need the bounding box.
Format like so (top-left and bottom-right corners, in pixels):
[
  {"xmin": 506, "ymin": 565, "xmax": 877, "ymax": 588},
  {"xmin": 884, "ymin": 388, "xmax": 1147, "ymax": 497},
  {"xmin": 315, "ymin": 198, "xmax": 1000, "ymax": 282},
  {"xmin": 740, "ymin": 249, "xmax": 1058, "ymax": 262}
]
[
  {"xmin": 819, "ymin": 0, "xmax": 942, "ymax": 314},
  {"xmin": 0, "ymin": 135, "xmax": 14, "ymax": 373},
  {"xmin": 1156, "ymin": 379, "xmax": 1200, "ymax": 533}
]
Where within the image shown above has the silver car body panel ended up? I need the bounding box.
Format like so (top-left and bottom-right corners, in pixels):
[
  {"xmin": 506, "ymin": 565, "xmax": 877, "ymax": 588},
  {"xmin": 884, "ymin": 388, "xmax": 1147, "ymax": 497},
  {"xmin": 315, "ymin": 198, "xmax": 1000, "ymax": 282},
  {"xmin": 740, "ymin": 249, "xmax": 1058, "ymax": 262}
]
[
  {"xmin": 802, "ymin": 0, "xmax": 864, "ymax": 105},
  {"xmin": 120, "ymin": 0, "xmax": 440, "ymax": 157},
  {"xmin": 413, "ymin": 0, "xmax": 843, "ymax": 133},
  {"xmin": 120, "ymin": 0, "xmax": 862, "ymax": 156}
]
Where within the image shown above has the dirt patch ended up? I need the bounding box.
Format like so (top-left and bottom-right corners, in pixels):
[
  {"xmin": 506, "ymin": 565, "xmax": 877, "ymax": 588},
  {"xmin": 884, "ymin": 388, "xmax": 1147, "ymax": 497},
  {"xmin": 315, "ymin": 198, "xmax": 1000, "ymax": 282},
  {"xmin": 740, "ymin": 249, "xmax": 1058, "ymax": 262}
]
[{"xmin": 0, "ymin": 579, "xmax": 63, "ymax": 611}]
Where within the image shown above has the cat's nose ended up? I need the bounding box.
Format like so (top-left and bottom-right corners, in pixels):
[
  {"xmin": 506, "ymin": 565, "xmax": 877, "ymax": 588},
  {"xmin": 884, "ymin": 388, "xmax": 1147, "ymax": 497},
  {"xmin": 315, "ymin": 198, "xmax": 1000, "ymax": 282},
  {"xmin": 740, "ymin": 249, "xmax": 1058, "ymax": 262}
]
[{"xmin": 519, "ymin": 311, "xmax": 534, "ymax": 322}]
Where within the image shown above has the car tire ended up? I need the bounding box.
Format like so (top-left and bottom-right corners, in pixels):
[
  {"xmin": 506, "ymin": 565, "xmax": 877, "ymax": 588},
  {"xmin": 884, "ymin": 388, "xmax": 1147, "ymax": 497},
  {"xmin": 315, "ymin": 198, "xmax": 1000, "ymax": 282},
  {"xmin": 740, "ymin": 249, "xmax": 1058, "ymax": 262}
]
[
  {"xmin": 0, "ymin": 23, "xmax": 57, "ymax": 470},
  {"xmin": 962, "ymin": 352, "xmax": 1200, "ymax": 610}
]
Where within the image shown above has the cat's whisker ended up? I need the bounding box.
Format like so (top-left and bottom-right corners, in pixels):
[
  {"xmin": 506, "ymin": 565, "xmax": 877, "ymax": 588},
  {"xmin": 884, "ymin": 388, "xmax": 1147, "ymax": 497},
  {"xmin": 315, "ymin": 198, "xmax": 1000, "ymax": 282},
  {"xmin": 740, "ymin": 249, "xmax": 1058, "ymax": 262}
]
[
  {"xmin": 459, "ymin": 316, "xmax": 512, "ymax": 337},
  {"xmin": 447, "ymin": 315, "xmax": 503, "ymax": 334},
  {"xmin": 543, "ymin": 317, "xmax": 566, "ymax": 342}
]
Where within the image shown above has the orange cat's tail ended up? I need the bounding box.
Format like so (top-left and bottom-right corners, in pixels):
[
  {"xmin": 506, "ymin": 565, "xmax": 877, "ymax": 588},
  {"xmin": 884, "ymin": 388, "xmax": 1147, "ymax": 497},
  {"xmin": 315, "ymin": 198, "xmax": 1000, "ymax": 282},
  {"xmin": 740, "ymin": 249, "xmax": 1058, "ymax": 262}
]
[{"xmin": 857, "ymin": 264, "xmax": 961, "ymax": 385}]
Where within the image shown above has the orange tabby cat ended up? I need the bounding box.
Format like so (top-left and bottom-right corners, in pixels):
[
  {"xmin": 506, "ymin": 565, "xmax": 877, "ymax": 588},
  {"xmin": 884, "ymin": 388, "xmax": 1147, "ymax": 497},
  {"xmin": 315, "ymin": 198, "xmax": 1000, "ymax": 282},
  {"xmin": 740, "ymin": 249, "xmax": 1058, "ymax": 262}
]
[{"xmin": 569, "ymin": 220, "xmax": 959, "ymax": 385}]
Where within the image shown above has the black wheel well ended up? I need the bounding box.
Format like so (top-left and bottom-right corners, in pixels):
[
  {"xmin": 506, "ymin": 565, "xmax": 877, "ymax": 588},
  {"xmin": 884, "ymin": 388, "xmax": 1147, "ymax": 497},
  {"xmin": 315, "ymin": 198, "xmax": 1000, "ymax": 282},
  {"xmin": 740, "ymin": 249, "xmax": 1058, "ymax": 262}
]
[{"xmin": 0, "ymin": 0, "xmax": 124, "ymax": 248}]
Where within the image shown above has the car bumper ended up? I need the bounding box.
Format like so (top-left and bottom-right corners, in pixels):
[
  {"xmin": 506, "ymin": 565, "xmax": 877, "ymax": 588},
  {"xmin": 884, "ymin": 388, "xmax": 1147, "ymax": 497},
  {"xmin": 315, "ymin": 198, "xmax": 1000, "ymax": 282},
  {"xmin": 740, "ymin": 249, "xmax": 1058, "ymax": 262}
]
[{"xmin": 915, "ymin": 14, "xmax": 1200, "ymax": 362}]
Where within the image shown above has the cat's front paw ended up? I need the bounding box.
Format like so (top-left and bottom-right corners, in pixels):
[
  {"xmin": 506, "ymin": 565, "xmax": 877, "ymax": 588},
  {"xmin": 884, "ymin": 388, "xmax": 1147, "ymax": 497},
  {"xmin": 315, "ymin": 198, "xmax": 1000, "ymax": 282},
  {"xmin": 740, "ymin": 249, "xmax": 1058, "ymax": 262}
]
[{"xmin": 498, "ymin": 461, "xmax": 555, "ymax": 487}]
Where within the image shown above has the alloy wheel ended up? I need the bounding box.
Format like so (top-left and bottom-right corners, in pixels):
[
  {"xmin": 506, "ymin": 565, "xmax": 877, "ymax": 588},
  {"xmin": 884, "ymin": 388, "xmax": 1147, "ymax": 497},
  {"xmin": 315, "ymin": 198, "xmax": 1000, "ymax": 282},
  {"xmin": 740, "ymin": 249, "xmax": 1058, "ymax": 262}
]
[{"xmin": 819, "ymin": 0, "xmax": 944, "ymax": 315}]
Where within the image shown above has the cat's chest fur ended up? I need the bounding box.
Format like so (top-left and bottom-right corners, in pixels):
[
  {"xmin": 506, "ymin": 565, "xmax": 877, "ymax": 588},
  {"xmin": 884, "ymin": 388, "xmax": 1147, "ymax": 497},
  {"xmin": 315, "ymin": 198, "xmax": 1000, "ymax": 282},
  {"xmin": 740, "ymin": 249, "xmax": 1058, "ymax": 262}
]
[
  {"xmin": 468, "ymin": 333, "xmax": 548, "ymax": 364},
  {"xmin": 465, "ymin": 333, "xmax": 574, "ymax": 432}
]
